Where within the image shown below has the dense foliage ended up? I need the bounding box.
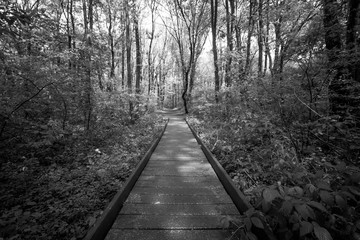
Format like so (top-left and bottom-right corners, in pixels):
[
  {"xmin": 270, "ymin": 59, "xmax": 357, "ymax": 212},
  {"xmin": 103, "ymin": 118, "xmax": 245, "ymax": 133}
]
[
  {"xmin": 0, "ymin": 113, "xmax": 165, "ymax": 240},
  {"xmin": 188, "ymin": 83, "xmax": 360, "ymax": 240}
]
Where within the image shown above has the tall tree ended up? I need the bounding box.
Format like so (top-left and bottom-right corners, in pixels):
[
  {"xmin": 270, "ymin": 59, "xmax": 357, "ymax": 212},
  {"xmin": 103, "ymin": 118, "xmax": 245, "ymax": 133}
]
[
  {"xmin": 210, "ymin": 0, "xmax": 220, "ymax": 103},
  {"xmin": 107, "ymin": 0, "xmax": 115, "ymax": 80},
  {"xmin": 257, "ymin": 0, "xmax": 264, "ymax": 76},
  {"xmin": 264, "ymin": 0, "xmax": 272, "ymax": 75},
  {"xmin": 82, "ymin": 0, "xmax": 94, "ymax": 130},
  {"xmin": 166, "ymin": 0, "xmax": 209, "ymax": 113},
  {"xmin": 146, "ymin": 0, "xmax": 158, "ymax": 95},
  {"xmin": 245, "ymin": 0, "xmax": 256, "ymax": 74},
  {"xmin": 225, "ymin": 0, "xmax": 235, "ymax": 86},
  {"xmin": 134, "ymin": 5, "xmax": 142, "ymax": 95},
  {"xmin": 323, "ymin": 0, "xmax": 343, "ymax": 115},
  {"xmin": 266, "ymin": 0, "xmax": 316, "ymax": 84},
  {"xmin": 323, "ymin": 0, "xmax": 360, "ymax": 117},
  {"xmin": 125, "ymin": 1, "xmax": 133, "ymax": 114},
  {"xmin": 120, "ymin": 7, "xmax": 126, "ymax": 89},
  {"xmin": 272, "ymin": 0, "xmax": 284, "ymax": 80},
  {"xmin": 64, "ymin": 0, "xmax": 72, "ymax": 68},
  {"xmin": 346, "ymin": 0, "xmax": 360, "ymax": 83}
]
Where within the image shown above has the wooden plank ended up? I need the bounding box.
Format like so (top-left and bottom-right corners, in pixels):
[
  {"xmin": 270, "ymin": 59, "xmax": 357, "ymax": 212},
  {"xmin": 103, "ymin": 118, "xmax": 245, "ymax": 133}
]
[
  {"xmin": 141, "ymin": 168, "xmax": 216, "ymax": 176},
  {"xmin": 105, "ymin": 229, "xmax": 234, "ymax": 240},
  {"xmin": 146, "ymin": 160, "xmax": 211, "ymax": 167},
  {"xmin": 120, "ymin": 203, "xmax": 239, "ymax": 215},
  {"xmin": 134, "ymin": 179, "xmax": 222, "ymax": 188},
  {"xmin": 138, "ymin": 175, "xmax": 219, "ymax": 182},
  {"xmin": 125, "ymin": 193, "xmax": 234, "ymax": 204},
  {"xmin": 130, "ymin": 186, "xmax": 227, "ymax": 196},
  {"xmin": 111, "ymin": 215, "xmax": 227, "ymax": 229}
]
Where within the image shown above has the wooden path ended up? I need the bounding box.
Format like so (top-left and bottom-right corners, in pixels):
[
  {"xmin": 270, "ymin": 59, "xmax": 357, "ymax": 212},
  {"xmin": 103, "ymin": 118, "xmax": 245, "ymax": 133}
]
[{"xmin": 104, "ymin": 111, "xmax": 242, "ymax": 240}]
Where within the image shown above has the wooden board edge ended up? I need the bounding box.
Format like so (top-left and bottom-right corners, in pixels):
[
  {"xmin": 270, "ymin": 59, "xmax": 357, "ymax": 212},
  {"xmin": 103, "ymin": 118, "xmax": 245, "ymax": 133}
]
[
  {"xmin": 83, "ymin": 118, "xmax": 169, "ymax": 240},
  {"xmin": 184, "ymin": 118, "xmax": 251, "ymax": 213},
  {"xmin": 185, "ymin": 118, "xmax": 278, "ymax": 240}
]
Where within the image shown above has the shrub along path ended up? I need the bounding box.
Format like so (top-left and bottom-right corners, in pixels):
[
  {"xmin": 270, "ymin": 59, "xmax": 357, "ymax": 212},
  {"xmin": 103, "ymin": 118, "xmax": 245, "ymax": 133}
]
[{"xmin": 105, "ymin": 109, "xmax": 241, "ymax": 240}]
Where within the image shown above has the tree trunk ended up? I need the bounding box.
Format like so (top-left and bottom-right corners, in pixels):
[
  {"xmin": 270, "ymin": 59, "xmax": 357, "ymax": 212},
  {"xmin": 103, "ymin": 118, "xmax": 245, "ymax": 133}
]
[
  {"xmin": 121, "ymin": 38, "xmax": 125, "ymax": 89},
  {"xmin": 323, "ymin": 0, "xmax": 344, "ymax": 115},
  {"xmin": 147, "ymin": 28, "xmax": 154, "ymax": 95},
  {"xmin": 346, "ymin": 0, "xmax": 360, "ymax": 83},
  {"xmin": 273, "ymin": 20, "xmax": 282, "ymax": 78},
  {"xmin": 180, "ymin": 40, "xmax": 189, "ymax": 114},
  {"xmin": 82, "ymin": 0, "xmax": 93, "ymax": 131},
  {"xmin": 125, "ymin": 2, "xmax": 133, "ymax": 115},
  {"xmin": 264, "ymin": 0, "xmax": 271, "ymax": 75},
  {"xmin": 66, "ymin": 0, "xmax": 72, "ymax": 69},
  {"xmin": 70, "ymin": 0, "xmax": 76, "ymax": 69},
  {"xmin": 147, "ymin": 0, "xmax": 156, "ymax": 95},
  {"xmin": 108, "ymin": 5, "xmax": 115, "ymax": 79},
  {"xmin": 182, "ymin": 73, "xmax": 189, "ymax": 114},
  {"xmin": 257, "ymin": 0, "xmax": 264, "ymax": 76},
  {"xmin": 134, "ymin": 13, "xmax": 142, "ymax": 95},
  {"xmin": 245, "ymin": 0, "xmax": 255, "ymax": 74},
  {"xmin": 225, "ymin": 0, "xmax": 234, "ymax": 86},
  {"xmin": 272, "ymin": 0, "xmax": 285, "ymax": 85},
  {"xmin": 211, "ymin": 0, "xmax": 220, "ymax": 103},
  {"xmin": 179, "ymin": 40, "xmax": 189, "ymax": 114}
]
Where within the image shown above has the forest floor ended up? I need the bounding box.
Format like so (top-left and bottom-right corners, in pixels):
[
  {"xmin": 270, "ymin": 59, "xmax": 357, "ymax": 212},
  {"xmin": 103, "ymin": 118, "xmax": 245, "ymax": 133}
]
[{"xmin": 0, "ymin": 113, "xmax": 166, "ymax": 240}]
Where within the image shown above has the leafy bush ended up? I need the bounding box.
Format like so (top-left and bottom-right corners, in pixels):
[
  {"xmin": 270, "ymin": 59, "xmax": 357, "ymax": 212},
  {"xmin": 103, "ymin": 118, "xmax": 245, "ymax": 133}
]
[
  {"xmin": 0, "ymin": 111, "xmax": 166, "ymax": 240},
  {"xmin": 188, "ymin": 94, "xmax": 360, "ymax": 240}
]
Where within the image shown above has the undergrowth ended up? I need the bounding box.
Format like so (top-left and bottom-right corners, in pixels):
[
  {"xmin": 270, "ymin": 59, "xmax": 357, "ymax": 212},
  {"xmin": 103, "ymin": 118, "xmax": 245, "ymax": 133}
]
[
  {"xmin": 0, "ymin": 112, "xmax": 166, "ymax": 240},
  {"xmin": 188, "ymin": 100, "xmax": 360, "ymax": 240}
]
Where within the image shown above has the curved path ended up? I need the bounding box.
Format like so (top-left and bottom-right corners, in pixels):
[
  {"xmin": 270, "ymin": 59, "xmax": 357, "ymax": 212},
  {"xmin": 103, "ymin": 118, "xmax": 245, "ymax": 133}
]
[{"xmin": 105, "ymin": 109, "xmax": 241, "ymax": 240}]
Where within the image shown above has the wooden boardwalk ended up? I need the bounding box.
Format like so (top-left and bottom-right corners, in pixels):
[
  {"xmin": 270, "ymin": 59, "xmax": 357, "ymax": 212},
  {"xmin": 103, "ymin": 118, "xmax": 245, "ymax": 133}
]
[{"xmin": 104, "ymin": 111, "xmax": 241, "ymax": 240}]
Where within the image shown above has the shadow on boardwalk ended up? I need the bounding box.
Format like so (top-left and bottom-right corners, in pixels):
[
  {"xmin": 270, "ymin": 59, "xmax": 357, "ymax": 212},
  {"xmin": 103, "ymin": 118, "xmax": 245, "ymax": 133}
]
[{"xmin": 105, "ymin": 108, "xmax": 241, "ymax": 240}]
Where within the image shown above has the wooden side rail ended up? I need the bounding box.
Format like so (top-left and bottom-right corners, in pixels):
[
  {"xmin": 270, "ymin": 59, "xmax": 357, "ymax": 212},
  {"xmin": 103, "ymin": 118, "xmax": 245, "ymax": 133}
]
[
  {"xmin": 185, "ymin": 119, "xmax": 251, "ymax": 213},
  {"xmin": 185, "ymin": 118, "xmax": 277, "ymax": 240}
]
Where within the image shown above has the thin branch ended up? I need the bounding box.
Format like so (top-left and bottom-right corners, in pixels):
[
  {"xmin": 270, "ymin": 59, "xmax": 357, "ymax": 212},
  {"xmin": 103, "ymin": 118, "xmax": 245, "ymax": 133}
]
[
  {"xmin": 14, "ymin": 72, "xmax": 41, "ymax": 90},
  {"xmin": 293, "ymin": 90, "xmax": 323, "ymax": 118},
  {"xmin": 0, "ymin": 82, "xmax": 54, "ymax": 138},
  {"xmin": 10, "ymin": 82, "xmax": 54, "ymax": 118}
]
